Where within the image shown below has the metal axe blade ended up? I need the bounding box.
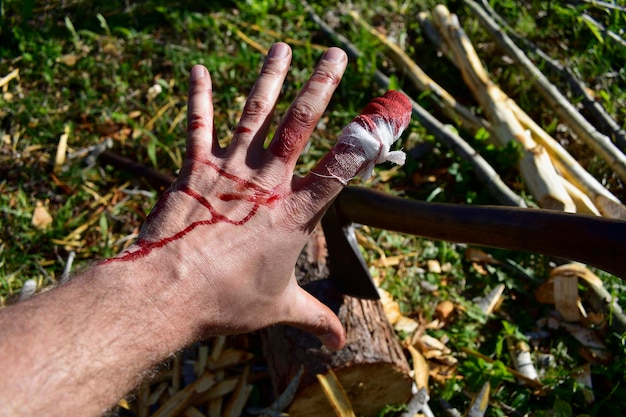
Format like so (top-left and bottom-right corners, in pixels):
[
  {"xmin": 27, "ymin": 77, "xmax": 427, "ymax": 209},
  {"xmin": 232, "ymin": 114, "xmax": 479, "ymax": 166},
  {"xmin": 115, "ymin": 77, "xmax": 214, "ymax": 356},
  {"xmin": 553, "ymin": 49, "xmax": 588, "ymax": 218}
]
[{"xmin": 321, "ymin": 197, "xmax": 381, "ymax": 300}]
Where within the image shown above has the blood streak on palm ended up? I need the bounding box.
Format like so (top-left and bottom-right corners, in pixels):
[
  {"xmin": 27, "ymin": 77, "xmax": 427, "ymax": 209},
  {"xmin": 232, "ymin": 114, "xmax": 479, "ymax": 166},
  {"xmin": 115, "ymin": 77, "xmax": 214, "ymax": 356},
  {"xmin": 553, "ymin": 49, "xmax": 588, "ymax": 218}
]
[{"xmin": 102, "ymin": 157, "xmax": 281, "ymax": 264}]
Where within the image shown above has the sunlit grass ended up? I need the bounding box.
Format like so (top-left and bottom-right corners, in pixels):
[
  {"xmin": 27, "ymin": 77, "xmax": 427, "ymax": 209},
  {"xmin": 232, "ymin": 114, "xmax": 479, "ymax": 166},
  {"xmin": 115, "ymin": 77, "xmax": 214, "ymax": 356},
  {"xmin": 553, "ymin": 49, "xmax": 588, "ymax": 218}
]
[{"xmin": 1, "ymin": 0, "xmax": 626, "ymax": 415}]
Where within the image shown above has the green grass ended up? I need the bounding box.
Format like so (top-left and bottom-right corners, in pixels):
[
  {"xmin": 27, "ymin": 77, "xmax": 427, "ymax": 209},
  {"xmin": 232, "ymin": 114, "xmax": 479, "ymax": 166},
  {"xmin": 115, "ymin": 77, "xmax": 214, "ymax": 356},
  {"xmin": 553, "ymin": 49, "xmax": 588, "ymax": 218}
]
[{"xmin": 2, "ymin": 0, "xmax": 626, "ymax": 416}]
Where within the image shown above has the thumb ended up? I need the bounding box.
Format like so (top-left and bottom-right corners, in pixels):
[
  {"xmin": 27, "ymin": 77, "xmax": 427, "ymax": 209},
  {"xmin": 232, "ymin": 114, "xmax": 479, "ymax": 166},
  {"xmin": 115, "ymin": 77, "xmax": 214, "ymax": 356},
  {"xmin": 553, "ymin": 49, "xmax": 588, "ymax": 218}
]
[{"xmin": 281, "ymin": 286, "xmax": 346, "ymax": 351}]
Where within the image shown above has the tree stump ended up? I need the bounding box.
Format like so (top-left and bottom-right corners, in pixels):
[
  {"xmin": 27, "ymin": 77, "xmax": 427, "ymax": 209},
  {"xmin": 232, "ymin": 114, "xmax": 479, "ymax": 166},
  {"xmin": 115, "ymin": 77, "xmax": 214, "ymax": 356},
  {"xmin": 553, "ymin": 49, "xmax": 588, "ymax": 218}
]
[{"xmin": 261, "ymin": 254, "xmax": 412, "ymax": 417}]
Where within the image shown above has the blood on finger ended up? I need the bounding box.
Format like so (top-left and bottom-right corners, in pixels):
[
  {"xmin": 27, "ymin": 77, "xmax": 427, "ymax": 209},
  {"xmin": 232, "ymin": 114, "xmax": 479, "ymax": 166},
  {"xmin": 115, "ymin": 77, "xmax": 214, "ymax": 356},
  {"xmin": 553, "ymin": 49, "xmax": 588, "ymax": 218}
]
[
  {"xmin": 270, "ymin": 126, "xmax": 303, "ymax": 162},
  {"xmin": 188, "ymin": 114, "xmax": 208, "ymax": 132},
  {"xmin": 234, "ymin": 126, "xmax": 252, "ymax": 135},
  {"xmin": 314, "ymin": 90, "xmax": 412, "ymax": 184}
]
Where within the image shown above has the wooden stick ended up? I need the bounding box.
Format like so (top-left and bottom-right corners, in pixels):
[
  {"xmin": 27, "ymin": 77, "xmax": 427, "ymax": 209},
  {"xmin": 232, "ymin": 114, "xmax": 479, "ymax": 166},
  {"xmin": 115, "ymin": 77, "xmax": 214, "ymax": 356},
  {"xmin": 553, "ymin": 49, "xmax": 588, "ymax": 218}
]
[
  {"xmin": 464, "ymin": 0, "xmax": 626, "ymax": 182},
  {"xmin": 509, "ymin": 101, "xmax": 626, "ymax": 216},
  {"xmin": 432, "ymin": 5, "xmax": 575, "ymax": 211},
  {"xmin": 475, "ymin": 0, "xmax": 626, "ymax": 151},
  {"xmin": 424, "ymin": 1, "xmax": 625, "ymax": 215},
  {"xmin": 300, "ymin": 0, "xmax": 526, "ymax": 208},
  {"xmin": 349, "ymin": 10, "xmax": 488, "ymax": 135}
]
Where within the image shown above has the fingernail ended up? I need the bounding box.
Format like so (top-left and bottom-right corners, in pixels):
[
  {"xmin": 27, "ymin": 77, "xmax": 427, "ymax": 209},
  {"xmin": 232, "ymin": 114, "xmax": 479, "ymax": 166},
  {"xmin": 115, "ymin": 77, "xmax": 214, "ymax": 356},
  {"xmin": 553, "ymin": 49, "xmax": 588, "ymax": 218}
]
[
  {"xmin": 319, "ymin": 332, "xmax": 343, "ymax": 351},
  {"xmin": 190, "ymin": 65, "xmax": 205, "ymax": 80},
  {"xmin": 267, "ymin": 42, "xmax": 289, "ymax": 59},
  {"xmin": 322, "ymin": 48, "xmax": 345, "ymax": 63}
]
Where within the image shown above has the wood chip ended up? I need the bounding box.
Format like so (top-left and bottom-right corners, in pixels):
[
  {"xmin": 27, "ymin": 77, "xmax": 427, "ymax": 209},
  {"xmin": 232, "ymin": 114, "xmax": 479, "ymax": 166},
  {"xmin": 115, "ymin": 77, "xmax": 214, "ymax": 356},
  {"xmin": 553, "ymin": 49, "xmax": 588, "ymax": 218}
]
[
  {"xmin": 54, "ymin": 124, "xmax": 70, "ymax": 170},
  {"xmin": 31, "ymin": 201, "xmax": 53, "ymax": 229},
  {"xmin": 394, "ymin": 316, "xmax": 419, "ymax": 334},
  {"xmin": 560, "ymin": 322, "xmax": 613, "ymax": 364},
  {"xmin": 507, "ymin": 338, "xmax": 539, "ymax": 381},
  {"xmin": 211, "ymin": 335, "xmax": 227, "ymax": 361},
  {"xmin": 223, "ymin": 366, "xmax": 253, "ymax": 417},
  {"xmin": 196, "ymin": 377, "xmax": 239, "ymax": 403},
  {"xmin": 427, "ymin": 259, "xmax": 441, "ymax": 273},
  {"xmin": 183, "ymin": 407, "xmax": 206, "ymax": 417},
  {"xmin": 407, "ymin": 344, "xmax": 430, "ymax": 390},
  {"xmin": 206, "ymin": 348, "xmax": 253, "ymax": 371},
  {"xmin": 151, "ymin": 372, "xmax": 216, "ymax": 417},
  {"xmin": 466, "ymin": 381, "xmax": 490, "ymax": 417},
  {"xmin": 379, "ymin": 288, "xmax": 402, "ymax": 325},
  {"xmin": 474, "ymin": 284, "xmax": 505, "ymax": 315},
  {"xmin": 0, "ymin": 68, "xmax": 19, "ymax": 88},
  {"xmin": 553, "ymin": 272, "xmax": 581, "ymax": 322},
  {"xmin": 435, "ymin": 300, "xmax": 455, "ymax": 323},
  {"xmin": 464, "ymin": 248, "xmax": 500, "ymax": 264},
  {"xmin": 316, "ymin": 369, "xmax": 357, "ymax": 417}
]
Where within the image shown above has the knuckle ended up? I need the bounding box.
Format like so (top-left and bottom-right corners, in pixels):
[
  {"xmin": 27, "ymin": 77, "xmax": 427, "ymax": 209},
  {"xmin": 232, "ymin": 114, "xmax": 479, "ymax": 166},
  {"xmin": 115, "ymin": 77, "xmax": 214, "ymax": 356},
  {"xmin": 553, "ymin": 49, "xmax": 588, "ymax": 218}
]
[
  {"xmin": 310, "ymin": 67, "xmax": 341, "ymax": 86},
  {"xmin": 243, "ymin": 96, "xmax": 272, "ymax": 119},
  {"xmin": 187, "ymin": 111, "xmax": 209, "ymax": 131},
  {"xmin": 289, "ymin": 99, "xmax": 319, "ymax": 130},
  {"xmin": 260, "ymin": 60, "xmax": 286, "ymax": 77}
]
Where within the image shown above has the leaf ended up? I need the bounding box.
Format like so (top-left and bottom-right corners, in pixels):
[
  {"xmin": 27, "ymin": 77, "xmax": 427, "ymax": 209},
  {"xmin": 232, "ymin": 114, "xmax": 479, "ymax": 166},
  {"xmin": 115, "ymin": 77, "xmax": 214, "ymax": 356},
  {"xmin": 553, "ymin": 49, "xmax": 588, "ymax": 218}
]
[
  {"xmin": 581, "ymin": 16, "xmax": 604, "ymax": 44},
  {"xmin": 553, "ymin": 398, "xmax": 573, "ymax": 417},
  {"xmin": 64, "ymin": 15, "xmax": 80, "ymax": 44},
  {"xmin": 32, "ymin": 201, "xmax": 53, "ymax": 229},
  {"xmin": 146, "ymin": 138, "xmax": 158, "ymax": 168},
  {"xmin": 387, "ymin": 74, "xmax": 400, "ymax": 91},
  {"xmin": 97, "ymin": 13, "xmax": 112, "ymax": 37}
]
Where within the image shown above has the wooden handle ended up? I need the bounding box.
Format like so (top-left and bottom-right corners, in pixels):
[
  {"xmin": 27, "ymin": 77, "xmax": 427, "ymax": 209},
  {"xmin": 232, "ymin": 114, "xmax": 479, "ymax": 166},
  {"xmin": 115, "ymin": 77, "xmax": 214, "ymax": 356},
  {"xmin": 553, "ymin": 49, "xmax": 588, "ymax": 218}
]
[{"xmin": 337, "ymin": 187, "xmax": 626, "ymax": 279}]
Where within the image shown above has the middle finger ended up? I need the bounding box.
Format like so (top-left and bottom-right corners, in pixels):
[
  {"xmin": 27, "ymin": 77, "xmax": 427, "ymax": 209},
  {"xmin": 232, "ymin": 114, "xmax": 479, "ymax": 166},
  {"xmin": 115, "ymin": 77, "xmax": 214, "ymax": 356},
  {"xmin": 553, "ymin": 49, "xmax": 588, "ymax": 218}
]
[{"xmin": 229, "ymin": 42, "xmax": 292, "ymax": 155}]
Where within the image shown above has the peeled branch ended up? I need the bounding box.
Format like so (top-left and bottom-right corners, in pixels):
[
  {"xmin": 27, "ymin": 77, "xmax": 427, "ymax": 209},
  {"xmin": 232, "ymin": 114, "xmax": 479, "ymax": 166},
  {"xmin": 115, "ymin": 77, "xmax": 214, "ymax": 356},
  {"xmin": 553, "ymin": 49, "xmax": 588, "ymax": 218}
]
[
  {"xmin": 350, "ymin": 10, "xmax": 488, "ymax": 135},
  {"xmin": 432, "ymin": 5, "xmax": 575, "ymax": 211},
  {"xmin": 473, "ymin": 0, "xmax": 626, "ymax": 151},
  {"xmin": 509, "ymin": 101, "xmax": 625, "ymax": 217},
  {"xmin": 463, "ymin": 0, "xmax": 626, "ymax": 182},
  {"xmin": 301, "ymin": 0, "xmax": 526, "ymax": 207}
]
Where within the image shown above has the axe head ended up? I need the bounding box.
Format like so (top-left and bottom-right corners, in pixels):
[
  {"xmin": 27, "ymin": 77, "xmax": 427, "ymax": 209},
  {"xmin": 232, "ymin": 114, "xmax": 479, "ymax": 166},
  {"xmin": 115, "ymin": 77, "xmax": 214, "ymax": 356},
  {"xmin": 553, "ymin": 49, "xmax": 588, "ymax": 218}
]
[{"xmin": 321, "ymin": 198, "xmax": 381, "ymax": 300}]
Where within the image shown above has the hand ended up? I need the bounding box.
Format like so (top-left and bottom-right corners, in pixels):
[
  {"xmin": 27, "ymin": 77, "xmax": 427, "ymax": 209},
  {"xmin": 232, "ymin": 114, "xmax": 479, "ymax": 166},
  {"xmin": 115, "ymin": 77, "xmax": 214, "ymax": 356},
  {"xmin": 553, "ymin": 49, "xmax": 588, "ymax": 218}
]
[
  {"xmin": 105, "ymin": 42, "xmax": 350, "ymax": 349},
  {"xmin": 0, "ymin": 43, "xmax": 412, "ymax": 416}
]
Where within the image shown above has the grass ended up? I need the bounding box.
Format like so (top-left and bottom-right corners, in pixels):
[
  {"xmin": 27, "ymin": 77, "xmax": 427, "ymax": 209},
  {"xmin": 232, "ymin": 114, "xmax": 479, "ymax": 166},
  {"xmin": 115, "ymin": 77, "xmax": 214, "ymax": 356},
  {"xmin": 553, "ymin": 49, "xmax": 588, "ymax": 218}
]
[{"xmin": 2, "ymin": 0, "xmax": 626, "ymax": 416}]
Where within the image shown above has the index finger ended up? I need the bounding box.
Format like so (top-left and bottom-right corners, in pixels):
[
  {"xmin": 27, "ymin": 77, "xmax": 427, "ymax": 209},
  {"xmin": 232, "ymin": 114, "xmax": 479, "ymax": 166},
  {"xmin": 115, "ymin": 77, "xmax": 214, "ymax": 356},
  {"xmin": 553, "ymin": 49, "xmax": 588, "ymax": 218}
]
[{"xmin": 267, "ymin": 48, "xmax": 347, "ymax": 167}]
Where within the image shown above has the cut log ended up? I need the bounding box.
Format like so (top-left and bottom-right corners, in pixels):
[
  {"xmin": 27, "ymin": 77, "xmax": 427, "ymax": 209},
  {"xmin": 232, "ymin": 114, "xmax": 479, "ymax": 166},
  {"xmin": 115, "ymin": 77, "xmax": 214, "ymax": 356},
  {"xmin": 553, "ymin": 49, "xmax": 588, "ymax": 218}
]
[{"xmin": 261, "ymin": 254, "xmax": 412, "ymax": 417}]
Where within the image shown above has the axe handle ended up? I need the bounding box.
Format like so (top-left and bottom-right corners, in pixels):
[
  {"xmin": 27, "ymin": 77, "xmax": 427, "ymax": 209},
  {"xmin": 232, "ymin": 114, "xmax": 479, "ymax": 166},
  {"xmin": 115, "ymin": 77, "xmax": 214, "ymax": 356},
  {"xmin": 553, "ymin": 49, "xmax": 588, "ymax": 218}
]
[{"xmin": 336, "ymin": 187, "xmax": 626, "ymax": 279}]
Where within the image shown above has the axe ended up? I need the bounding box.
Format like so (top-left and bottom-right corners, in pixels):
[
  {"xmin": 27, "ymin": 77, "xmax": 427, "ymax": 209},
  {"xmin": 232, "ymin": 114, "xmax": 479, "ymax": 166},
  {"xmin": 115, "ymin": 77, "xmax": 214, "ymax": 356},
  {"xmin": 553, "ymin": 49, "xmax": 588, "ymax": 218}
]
[
  {"xmin": 322, "ymin": 186, "xmax": 626, "ymax": 299},
  {"xmin": 97, "ymin": 151, "xmax": 626, "ymax": 299}
]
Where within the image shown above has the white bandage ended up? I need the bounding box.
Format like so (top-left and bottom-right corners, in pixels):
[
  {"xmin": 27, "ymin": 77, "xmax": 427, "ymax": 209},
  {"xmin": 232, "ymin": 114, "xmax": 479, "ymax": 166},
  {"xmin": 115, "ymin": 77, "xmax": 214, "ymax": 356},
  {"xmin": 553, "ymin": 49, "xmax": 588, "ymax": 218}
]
[
  {"xmin": 337, "ymin": 117, "xmax": 407, "ymax": 180},
  {"xmin": 315, "ymin": 90, "xmax": 412, "ymax": 185}
]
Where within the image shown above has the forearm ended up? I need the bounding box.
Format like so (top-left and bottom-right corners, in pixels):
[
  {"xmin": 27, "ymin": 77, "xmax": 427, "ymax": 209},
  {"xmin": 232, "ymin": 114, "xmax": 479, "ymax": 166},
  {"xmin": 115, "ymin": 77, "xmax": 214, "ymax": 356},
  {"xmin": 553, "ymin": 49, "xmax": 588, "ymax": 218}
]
[{"xmin": 0, "ymin": 259, "xmax": 194, "ymax": 417}]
